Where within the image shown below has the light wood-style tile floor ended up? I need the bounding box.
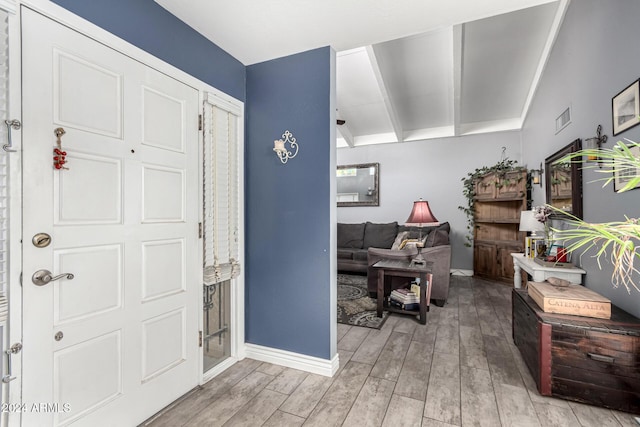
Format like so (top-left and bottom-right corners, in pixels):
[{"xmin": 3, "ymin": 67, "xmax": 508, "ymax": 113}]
[{"xmin": 144, "ymin": 276, "xmax": 640, "ymax": 427}]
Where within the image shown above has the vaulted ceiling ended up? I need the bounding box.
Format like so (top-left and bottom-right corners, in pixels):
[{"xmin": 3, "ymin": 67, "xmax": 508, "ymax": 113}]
[
  {"xmin": 155, "ymin": 0, "xmax": 566, "ymax": 147},
  {"xmin": 336, "ymin": 1, "xmax": 565, "ymax": 147}
]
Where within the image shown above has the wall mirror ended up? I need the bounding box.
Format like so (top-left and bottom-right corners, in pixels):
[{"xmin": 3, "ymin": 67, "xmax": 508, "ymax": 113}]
[
  {"xmin": 337, "ymin": 163, "xmax": 379, "ymax": 207},
  {"xmin": 545, "ymin": 139, "xmax": 583, "ymax": 219}
]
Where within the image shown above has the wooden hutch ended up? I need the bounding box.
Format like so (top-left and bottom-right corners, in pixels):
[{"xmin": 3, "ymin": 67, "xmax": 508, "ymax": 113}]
[{"xmin": 473, "ymin": 169, "xmax": 528, "ymax": 283}]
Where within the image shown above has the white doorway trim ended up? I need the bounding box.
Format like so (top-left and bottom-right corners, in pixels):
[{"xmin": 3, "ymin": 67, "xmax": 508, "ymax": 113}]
[
  {"xmin": 5, "ymin": 4, "xmax": 23, "ymax": 426},
  {"xmin": 20, "ymin": 0, "xmax": 242, "ymax": 106}
]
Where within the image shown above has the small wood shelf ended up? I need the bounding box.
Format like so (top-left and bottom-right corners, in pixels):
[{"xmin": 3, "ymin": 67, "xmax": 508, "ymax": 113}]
[
  {"xmin": 475, "ymin": 218, "xmax": 521, "ymax": 224},
  {"xmin": 476, "ymin": 197, "xmax": 528, "ymax": 203},
  {"xmin": 475, "ymin": 238, "xmax": 525, "ymax": 246},
  {"xmin": 383, "ymin": 302, "xmax": 423, "ymax": 317},
  {"xmin": 373, "ymin": 259, "xmax": 433, "ymax": 325}
]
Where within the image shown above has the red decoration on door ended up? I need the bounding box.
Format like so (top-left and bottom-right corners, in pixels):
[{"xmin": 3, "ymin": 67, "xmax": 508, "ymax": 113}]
[
  {"xmin": 53, "ymin": 148, "xmax": 67, "ymax": 170},
  {"xmin": 53, "ymin": 127, "xmax": 68, "ymax": 170}
]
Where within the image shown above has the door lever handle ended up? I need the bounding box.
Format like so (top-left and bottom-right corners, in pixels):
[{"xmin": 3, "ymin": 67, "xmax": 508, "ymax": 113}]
[{"xmin": 32, "ymin": 269, "xmax": 74, "ymax": 286}]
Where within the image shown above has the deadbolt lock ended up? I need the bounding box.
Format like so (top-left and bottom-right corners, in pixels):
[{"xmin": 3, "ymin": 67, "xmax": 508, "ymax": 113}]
[{"xmin": 32, "ymin": 233, "xmax": 52, "ymax": 248}]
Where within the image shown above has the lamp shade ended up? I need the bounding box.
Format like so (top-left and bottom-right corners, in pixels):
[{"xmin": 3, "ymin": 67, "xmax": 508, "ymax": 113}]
[
  {"xmin": 519, "ymin": 210, "xmax": 545, "ymax": 234},
  {"xmin": 405, "ymin": 199, "xmax": 439, "ymax": 226}
]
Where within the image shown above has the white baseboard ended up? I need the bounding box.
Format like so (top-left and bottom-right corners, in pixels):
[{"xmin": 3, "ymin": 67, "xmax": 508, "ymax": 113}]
[
  {"xmin": 244, "ymin": 343, "xmax": 338, "ymax": 377},
  {"xmin": 451, "ymin": 269, "xmax": 473, "ymax": 276}
]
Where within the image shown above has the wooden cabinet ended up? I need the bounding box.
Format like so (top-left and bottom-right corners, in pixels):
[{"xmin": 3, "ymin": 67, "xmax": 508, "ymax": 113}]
[
  {"xmin": 512, "ymin": 289, "xmax": 640, "ymax": 413},
  {"xmin": 474, "ymin": 242, "xmax": 523, "ymax": 283},
  {"xmin": 474, "ymin": 242, "xmax": 496, "ymax": 278},
  {"xmin": 496, "ymin": 243, "xmax": 522, "ymax": 282},
  {"xmin": 473, "ymin": 170, "xmax": 527, "ymax": 283}
]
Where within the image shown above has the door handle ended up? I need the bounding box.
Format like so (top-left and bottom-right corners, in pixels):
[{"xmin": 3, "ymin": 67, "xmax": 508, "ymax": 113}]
[
  {"xmin": 32, "ymin": 269, "xmax": 74, "ymax": 286},
  {"xmin": 3, "ymin": 119, "xmax": 21, "ymax": 152},
  {"xmin": 2, "ymin": 343, "xmax": 22, "ymax": 383}
]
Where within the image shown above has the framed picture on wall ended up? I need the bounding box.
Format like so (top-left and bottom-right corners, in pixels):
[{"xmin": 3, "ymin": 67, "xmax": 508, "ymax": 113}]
[
  {"xmin": 613, "ymin": 143, "xmax": 640, "ymax": 192},
  {"xmin": 612, "ymin": 79, "xmax": 640, "ymax": 136}
]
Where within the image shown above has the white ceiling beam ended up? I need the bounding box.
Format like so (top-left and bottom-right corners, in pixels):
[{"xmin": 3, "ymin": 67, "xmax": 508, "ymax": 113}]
[
  {"xmin": 337, "ymin": 123, "xmax": 355, "ymax": 148},
  {"xmin": 366, "ymin": 45, "xmax": 403, "ymax": 143},
  {"xmin": 460, "ymin": 118, "xmax": 522, "ymax": 135},
  {"xmin": 352, "ymin": 132, "xmax": 398, "ymax": 147},
  {"xmin": 404, "ymin": 126, "xmax": 455, "ymax": 142},
  {"xmin": 520, "ymin": 0, "xmax": 570, "ymax": 124},
  {"xmin": 452, "ymin": 25, "xmax": 464, "ymax": 137}
]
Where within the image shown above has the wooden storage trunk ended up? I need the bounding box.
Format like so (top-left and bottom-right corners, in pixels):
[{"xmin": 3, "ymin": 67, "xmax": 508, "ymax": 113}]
[
  {"xmin": 512, "ymin": 289, "xmax": 640, "ymax": 413},
  {"xmin": 528, "ymin": 281, "xmax": 611, "ymax": 319}
]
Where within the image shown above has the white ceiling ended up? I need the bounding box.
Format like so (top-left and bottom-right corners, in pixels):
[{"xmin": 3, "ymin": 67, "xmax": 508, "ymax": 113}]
[
  {"xmin": 336, "ymin": 1, "xmax": 565, "ymax": 147},
  {"xmin": 155, "ymin": 0, "xmax": 567, "ymax": 147}
]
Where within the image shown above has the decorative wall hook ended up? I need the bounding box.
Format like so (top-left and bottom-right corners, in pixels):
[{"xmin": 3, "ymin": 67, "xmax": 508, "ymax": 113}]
[
  {"xmin": 53, "ymin": 127, "xmax": 68, "ymax": 170},
  {"xmin": 584, "ymin": 124, "xmax": 608, "ymax": 168},
  {"xmin": 273, "ymin": 130, "xmax": 298, "ymax": 164}
]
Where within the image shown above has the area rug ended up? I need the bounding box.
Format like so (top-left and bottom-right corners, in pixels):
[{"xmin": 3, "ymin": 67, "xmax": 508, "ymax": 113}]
[{"xmin": 338, "ymin": 274, "xmax": 389, "ymax": 329}]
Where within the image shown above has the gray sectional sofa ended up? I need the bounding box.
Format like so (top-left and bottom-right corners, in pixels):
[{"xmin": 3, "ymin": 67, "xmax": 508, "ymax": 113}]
[{"xmin": 337, "ymin": 221, "xmax": 452, "ymax": 306}]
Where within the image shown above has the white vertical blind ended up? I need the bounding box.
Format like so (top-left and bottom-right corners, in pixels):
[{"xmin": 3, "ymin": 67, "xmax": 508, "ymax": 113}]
[
  {"xmin": 0, "ymin": 9, "xmax": 9, "ymax": 322},
  {"xmin": 203, "ymin": 95, "xmax": 240, "ymax": 285}
]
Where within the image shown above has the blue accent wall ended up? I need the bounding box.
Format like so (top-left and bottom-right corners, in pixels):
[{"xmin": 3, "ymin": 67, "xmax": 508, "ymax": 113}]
[
  {"xmin": 50, "ymin": 0, "xmax": 245, "ymax": 101},
  {"xmin": 246, "ymin": 47, "xmax": 334, "ymax": 359}
]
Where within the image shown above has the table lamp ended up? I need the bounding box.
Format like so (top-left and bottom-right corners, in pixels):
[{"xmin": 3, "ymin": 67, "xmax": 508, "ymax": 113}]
[
  {"xmin": 519, "ymin": 210, "xmax": 546, "ymax": 257},
  {"xmin": 519, "ymin": 210, "xmax": 544, "ymax": 237},
  {"xmin": 405, "ymin": 199, "xmax": 439, "ymax": 266}
]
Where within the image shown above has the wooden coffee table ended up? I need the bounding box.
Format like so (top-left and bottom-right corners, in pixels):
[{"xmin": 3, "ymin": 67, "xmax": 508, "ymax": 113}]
[{"xmin": 372, "ymin": 259, "xmax": 433, "ymax": 324}]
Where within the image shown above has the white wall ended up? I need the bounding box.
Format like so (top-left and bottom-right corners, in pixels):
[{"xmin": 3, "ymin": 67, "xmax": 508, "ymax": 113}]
[
  {"xmin": 337, "ymin": 131, "xmax": 522, "ymax": 270},
  {"xmin": 521, "ymin": 0, "xmax": 640, "ymax": 317}
]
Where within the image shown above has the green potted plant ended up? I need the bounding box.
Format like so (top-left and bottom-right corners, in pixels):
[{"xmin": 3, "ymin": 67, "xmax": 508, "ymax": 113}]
[{"xmin": 552, "ymin": 140, "xmax": 640, "ymax": 293}]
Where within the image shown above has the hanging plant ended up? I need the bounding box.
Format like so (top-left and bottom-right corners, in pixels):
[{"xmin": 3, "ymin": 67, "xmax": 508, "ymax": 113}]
[{"xmin": 458, "ymin": 158, "xmax": 527, "ymax": 246}]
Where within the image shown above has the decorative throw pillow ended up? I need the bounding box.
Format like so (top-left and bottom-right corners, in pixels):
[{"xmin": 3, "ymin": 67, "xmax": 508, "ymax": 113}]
[
  {"xmin": 399, "ymin": 234, "xmax": 429, "ymax": 249},
  {"xmin": 391, "ymin": 231, "xmax": 409, "ymax": 250},
  {"xmin": 424, "ymin": 229, "xmax": 449, "ymax": 247}
]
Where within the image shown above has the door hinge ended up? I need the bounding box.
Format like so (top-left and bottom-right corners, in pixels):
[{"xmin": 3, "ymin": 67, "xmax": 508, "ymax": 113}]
[
  {"xmin": 198, "ymin": 114, "xmax": 203, "ymax": 131},
  {"xmin": 199, "ymin": 331, "xmax": 203, "ymax": 347},
  {"xmin": 198, "ymin": 222, "xmax": 203, "ymax": 239}
]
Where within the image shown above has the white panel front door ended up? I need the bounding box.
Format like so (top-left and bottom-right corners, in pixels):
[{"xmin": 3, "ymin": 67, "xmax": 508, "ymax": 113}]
[{"xmin": 21, "ymin": 8, "xmax": 199, "ymax": 426}]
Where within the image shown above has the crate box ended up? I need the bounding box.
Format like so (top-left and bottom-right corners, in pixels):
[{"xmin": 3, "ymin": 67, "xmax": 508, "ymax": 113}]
[{"xmin": 527, "ymin": 281, "xmax": 611, "ymax": 319}]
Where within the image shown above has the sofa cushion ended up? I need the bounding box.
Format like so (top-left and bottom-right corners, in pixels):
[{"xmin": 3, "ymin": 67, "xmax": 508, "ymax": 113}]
[
  {"xmin": 337, "ymin": 223, "xmax": 365, "ymax": 249},
  {"xmin": 437, "ymin": 222, "xmax": 451, "ymax": 233},
  {"xmin": 337, "ymin": 249, "xmax": 355, "ymax": 260},
  {"xmin": 390, "ymin": 231, "xmax": 409, "ymax": 250},
  {"xmin": 368, "ymin": 246, "xmax": 418, "ymax": 261},
  {"xmin": 352, "ymin": 249, "xmax": 369, "ymax": 262},
  {"xmin": 424, "ymin": 229, "xmax": 450, "ymax": 247},
  {"xmin": 397, "ymin": 222, "xmax": 450, "ymax": 240},
  {"xmin": 363, "ymin": 222, "xmax": 398, "ymax": 249}
]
